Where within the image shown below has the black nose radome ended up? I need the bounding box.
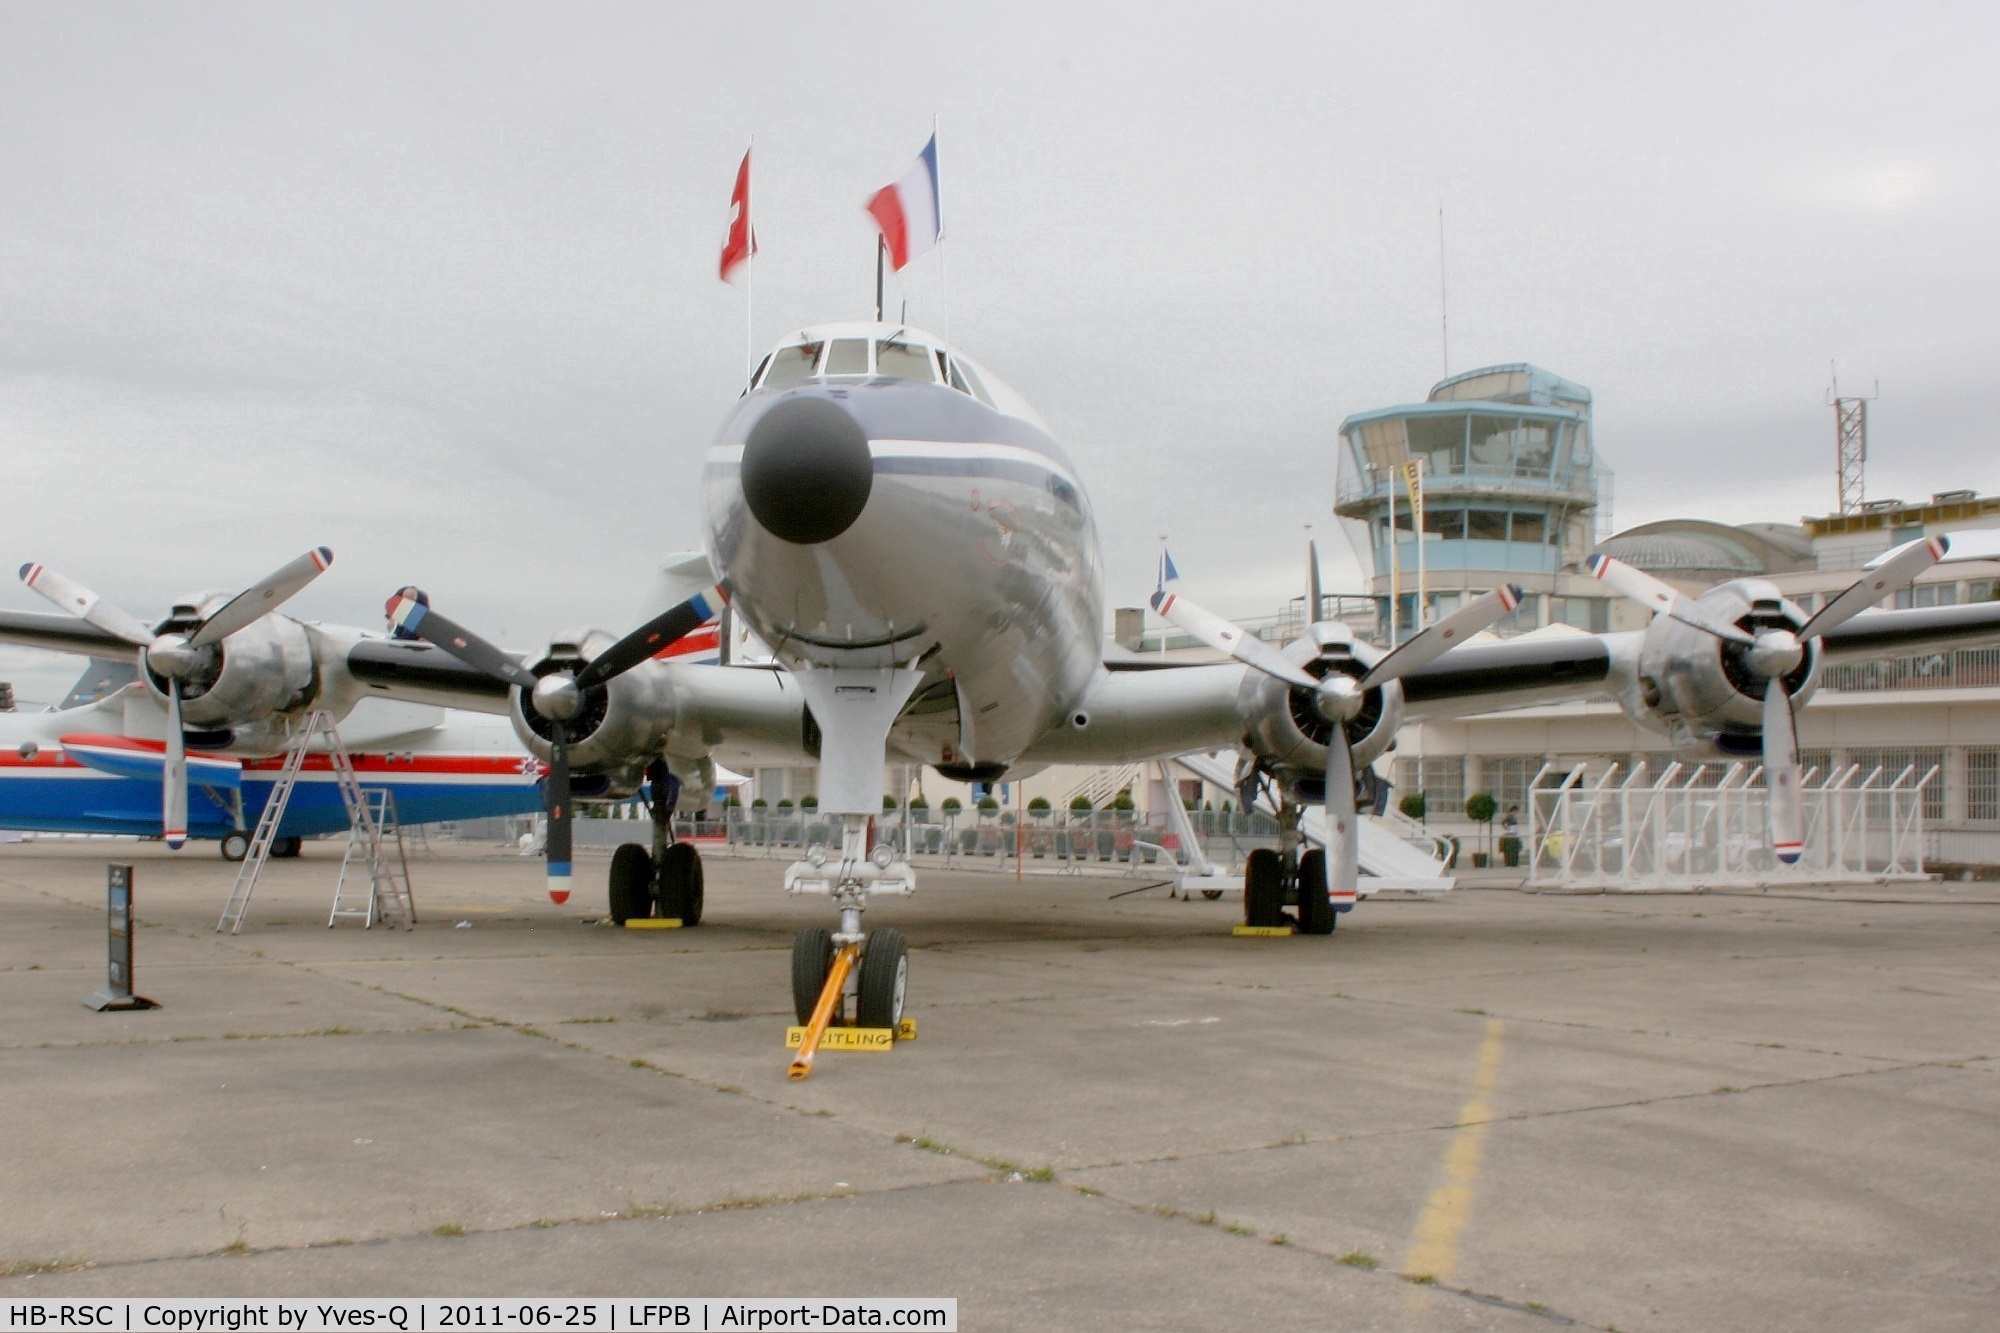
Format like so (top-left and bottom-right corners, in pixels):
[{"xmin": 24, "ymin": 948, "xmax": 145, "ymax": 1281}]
[{"xmin": 741, "ymin": 396, "xmax": 873, "ymax": 545}]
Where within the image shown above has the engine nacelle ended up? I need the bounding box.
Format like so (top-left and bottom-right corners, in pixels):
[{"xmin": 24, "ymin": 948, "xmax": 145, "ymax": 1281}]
[
  {"xmin": 142, "ymin": 597, "xmax": 318, "ymax": 729},
  {"xmin": 1620, "ymin": 579, "xmax": 1818, "ymax": 753},
  {"xmin": 510, "ymin": 629, "xmax": 679, "ymax": 793},
  {"xmin": 1238, "ymin": 623, "xmax": 1405, "ymax": 802}
]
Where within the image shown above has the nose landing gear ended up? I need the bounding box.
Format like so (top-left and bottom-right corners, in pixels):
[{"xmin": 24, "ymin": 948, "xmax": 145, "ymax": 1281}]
[{"xmin": 785, "ymin": 811, "xmax": 916, "ymax": 1080}]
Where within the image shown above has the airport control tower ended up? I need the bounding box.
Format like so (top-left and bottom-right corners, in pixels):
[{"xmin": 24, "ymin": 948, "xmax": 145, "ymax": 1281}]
[{"xmin": 1334, "ymin": 364, "xmax": 1616, "ymax": 640}]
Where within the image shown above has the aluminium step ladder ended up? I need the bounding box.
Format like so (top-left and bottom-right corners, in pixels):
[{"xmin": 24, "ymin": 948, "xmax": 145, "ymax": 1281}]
[
  {"xmin": 328, "ymin": 786, "xmax": 415, "ymax": 928},
  {"xmin": 216, "ymin": 714, "xmax": 320, "ymax": 934},
  {"xmin": 325, "ymin": 729, "xmax": 416, "ymax": 930}
]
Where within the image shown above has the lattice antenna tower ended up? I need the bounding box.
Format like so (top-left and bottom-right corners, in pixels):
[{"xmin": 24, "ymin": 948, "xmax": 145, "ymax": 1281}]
[{"xmin": 1828, "ymin": 364, "xmax": 1878, "ymax": 515}]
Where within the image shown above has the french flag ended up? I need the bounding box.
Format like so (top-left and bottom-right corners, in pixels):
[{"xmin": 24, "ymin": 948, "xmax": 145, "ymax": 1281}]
[{"xmin": 866, "ymin": 134, "xmax": 942, "ymax": 271}]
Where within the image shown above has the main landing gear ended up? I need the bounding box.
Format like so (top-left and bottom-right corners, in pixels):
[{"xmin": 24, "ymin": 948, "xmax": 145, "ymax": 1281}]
[
  {"xmin": 1242, "ymin": 803, "xmax": 1339, "ymax": 935},
  {"xmin": 607, "ymin": 760, "xmax": 704, "ymax": 925},
  {"xmin": 785, "ymin": 811, "xmax": 917, "ymax": 1079}
]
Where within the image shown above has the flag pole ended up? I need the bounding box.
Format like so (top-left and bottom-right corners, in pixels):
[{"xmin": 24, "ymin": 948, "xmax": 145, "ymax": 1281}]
[
  {"xmin": 875, "ymin": 236, "xmax": 885, "ymax": 323},
  {"xmin": 746, "ymin": 138, "xmax": 755, "ymax": 379}
]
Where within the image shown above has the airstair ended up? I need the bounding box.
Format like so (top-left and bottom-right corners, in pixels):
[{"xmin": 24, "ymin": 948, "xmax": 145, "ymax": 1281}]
[
  {"xmin": 215, "ymin": 711, "xmax": 415, "ymax": 933},
  {"xmin": 1164, "ymin": 751, "xmax": 1455, "ymax": 896}
]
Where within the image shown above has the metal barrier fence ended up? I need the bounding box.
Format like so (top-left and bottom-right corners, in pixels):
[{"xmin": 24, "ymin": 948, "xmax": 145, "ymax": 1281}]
[
  {"xmin": 1820, "ymin": 647, "xmax": 2000, "ymax": 693},
  {"xmin": 1528, "ymin": 760, "xmax": 1934, "ymax": 891}
]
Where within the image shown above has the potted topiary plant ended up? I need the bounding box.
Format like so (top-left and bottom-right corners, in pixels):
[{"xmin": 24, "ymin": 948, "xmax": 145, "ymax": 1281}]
[
  {"xmin": 1399, "ymin": 792, "xmax": 1427, "ymax": 826},
  {"xmin": 1465, "ymin": 792, "xmax": 1497, "ymax": 866}
]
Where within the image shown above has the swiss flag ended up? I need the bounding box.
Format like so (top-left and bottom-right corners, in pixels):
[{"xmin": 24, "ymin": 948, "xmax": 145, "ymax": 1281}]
[{"xmin": 719, "ymin": 148, "xmax": 755, "ymax": 283}]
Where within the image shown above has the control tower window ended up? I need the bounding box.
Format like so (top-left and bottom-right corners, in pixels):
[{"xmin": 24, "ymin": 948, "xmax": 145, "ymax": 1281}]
[
  {"xmin": 876, "ymin": 341, "xmax": 937, "ymax": 382},
  {"xmin": 1423, "ymin": 509, "xmax": 1466, "ymax": 540},
  {"xmin": 1510, "ymin": 512, "xmax": 1546, "ymax": 544},
  {"xmin": 1514, "ymin": 423, "xmax": 1555, "ymax": 477},
  {"xmin": 1467, "ymin": 509, "xmax": 1508, "ymax": 542},
  {"xmin": 763, "ymin": 343, "xmax": 821, "ymax": 388},
  {"xmin": 824, "ymin": 339, "xmax": 871, "ymax": 376},
  {"xmin": 1408, "ymin": 416, "xmax": 1466, "ymax": 476},
  {"xmin": 1468, "ymin": 415, "xmax": 1518, "ymax": 473}
]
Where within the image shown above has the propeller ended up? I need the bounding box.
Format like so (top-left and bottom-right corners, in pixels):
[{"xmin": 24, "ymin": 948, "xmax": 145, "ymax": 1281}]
[
  {"xmin": 20, "ymin": 548, "xmax": 334, "ymax": 849},
  {"xmin": 1153, "ymin": 550, "xmax": 1522, "ymax": 911},
  {"xmin": 385, "ymin": 582, "xmax": 727, "ymax": 903},
  {"xmin": 1585, "ymin": 536, "xmax": 1947, "ymax": 863}
]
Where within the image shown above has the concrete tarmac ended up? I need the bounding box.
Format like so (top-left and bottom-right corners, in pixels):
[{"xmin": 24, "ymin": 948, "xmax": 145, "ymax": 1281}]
[{"xmin": 1, "ymin": 840, "xmax": 1995, "ymax": 1331}]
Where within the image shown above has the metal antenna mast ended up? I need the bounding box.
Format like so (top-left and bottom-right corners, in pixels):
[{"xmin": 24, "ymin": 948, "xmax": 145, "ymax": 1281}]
[{"xmin": 1828, "ymin": 363, "xmax": 1878, "ymax": 515}]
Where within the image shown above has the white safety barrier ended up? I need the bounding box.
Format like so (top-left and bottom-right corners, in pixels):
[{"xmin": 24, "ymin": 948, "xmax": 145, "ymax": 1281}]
[{"xmin": 1527, "ymin": 760, "xmax": 1935, "ymax": 891}]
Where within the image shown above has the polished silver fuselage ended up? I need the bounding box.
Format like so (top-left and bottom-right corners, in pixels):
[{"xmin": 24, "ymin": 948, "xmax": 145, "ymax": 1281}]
[{"xmin": 703, "ymin": 376, "xmax": 1103, "ymax": 770}]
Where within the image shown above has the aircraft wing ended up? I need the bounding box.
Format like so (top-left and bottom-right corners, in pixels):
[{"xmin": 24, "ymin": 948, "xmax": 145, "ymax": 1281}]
[
  {"xmin": 1398, "ymin": 633, "xmax": 1620, "ymax": 721},
  {"xmin": 1814, "ymin": 600, "xmax": 2000, "ymax": 663},
  {"xmin": 341, "ymin": 637, "xmax": 515, "ymax": 714},
  {"xmin": 0, "ymin": 609, "xmax": 142, "ymax": 662}
]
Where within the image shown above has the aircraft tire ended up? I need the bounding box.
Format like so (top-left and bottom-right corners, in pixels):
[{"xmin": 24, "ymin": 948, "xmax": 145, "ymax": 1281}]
[
  {"xmin": 1295, "ymin": 849, "xmax": 1335, "ymax": 935},
  {"xmin": 856, "ymin": 927, "xmax": 908, "ymax": 1031},
  {"xmin": 220, "ymin": 832, "xmax": 251, "ymax": 862},
  {"xmin": 607, "ymin": 843, "xmax": 652, "ymax": 924},
  {"xmin": 792, "ymin": 926, "xmax": 835, "ymax": 1025},
  {"xmin": 1243, "ymin": 848, "xmax": 1285, "ymax": 927},
  {"xmin": 659, "ymin": 843, "xmax": 703, "ymax": 926},
  {"xmin": 272, "ymin": 836, "xmax": 303, "ymax": 859}
]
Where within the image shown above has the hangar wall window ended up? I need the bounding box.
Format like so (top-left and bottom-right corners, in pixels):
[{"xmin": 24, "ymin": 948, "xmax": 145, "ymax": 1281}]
[
  {"xmin": 1396, "ymin": 756, "xmax": 1465, "ymax": 815},
  {"xmin": 1846, "ymin": 747, "xmax": 1946, "ymax": 820},
  {"xmin": 1968, "ymin": 748, "xmax": 2000, "ymax": 821},
  {"xmin": 1482, "ymin": 756, "xmax": 1544, "ymax": 816},
  {"xmin": 762, "ymin": 344, "xmax": 821, "ymax": 388}
]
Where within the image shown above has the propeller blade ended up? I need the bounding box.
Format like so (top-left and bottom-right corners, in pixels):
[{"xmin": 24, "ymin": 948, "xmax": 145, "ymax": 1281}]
[
  {"xmin": 190, "ymin": 547, "xmax": 334, "ymax": 648},
  {"xmin": 1323, "ymin": 732, "xmax": 1358, "ymax": 909},
  {"xmin": 573, "ymin": 584, "xmax": 727, "ymax": 691},
  {"xmin": 1307, "ymin": 540, "xmax": 1324, "ymax": 626},
  {"xmin": 544, "ymin": 721, "xmax": 572, "ymax": 905},
  {"xmin": 384, "ymin": 591, "xmax": 540, "ymax": 691},
  {"xmin": 1585, "ymin": 553, "xmax": 1755, "ymax": 645},
  {"xmin": 1800, "ymin": 534, "xmax": 1947, "ymax": 639},
  {"xmin": 1359, "ymin": 584, "xmax": 1525, "ymax": 690},
  {"xmin": 163, "ymin": 683, "xmax": 187, "ymax": 851},
  {"xmin": 18, "ymin": 564, "xmax": 158, "ymax": 647},
  {"xmin": 1152, "ymin": 551, "xmax": 1320, "ymax": 692},
  {"xmin": 1763, "ymin": 677, "xmax": 1803, "ymax": 865}
]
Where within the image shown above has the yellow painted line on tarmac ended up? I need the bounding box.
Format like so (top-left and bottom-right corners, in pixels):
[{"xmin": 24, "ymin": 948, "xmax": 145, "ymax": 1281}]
[{"xmin": 1400, "ymin": 1018, "xmax": 1505, "ymax": 1305}]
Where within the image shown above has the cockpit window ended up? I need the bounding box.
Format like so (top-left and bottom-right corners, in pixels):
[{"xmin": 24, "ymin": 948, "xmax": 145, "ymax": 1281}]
[
  {"xmin": 824, "ymin": 339, "xmax": 871, "ymax": 376},
  {"xmin": 762, "ymin": 343, "xmax": 820, "ymax": 388},
  {"xmin": 744, "ymin": 354, "xmax": 772, "ymax": 395},
  {"xmin": 946, "ymin": 356, "xmax": 995, "ymax": 407},
  {"xmin": 875, "ymin": 341, "xmax": 937, "ymax": 383}
]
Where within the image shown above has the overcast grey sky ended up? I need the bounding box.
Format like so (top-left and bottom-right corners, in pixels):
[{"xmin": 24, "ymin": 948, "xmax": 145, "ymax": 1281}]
[{"xmin": 2, "ymin": 2, "xmax": 1994, "ymax": 702}]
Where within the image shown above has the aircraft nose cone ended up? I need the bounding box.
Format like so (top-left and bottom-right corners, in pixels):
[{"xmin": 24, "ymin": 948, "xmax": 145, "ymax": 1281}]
[{"xmin": 740, "ymin": 396, "xmax": 872, "ymax": 545}]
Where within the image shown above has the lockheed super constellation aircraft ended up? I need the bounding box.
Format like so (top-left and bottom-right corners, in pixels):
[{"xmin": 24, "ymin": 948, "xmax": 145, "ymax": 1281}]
[{"xmin": 359, "ymin": 320, "xmax": 2000, "ymax": 1032}]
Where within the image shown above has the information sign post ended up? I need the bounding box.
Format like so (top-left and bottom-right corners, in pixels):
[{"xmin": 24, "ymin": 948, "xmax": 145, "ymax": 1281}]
[{"xmin": 84, "ymin": 863, "xmax": 159, "ymax": 1011}]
